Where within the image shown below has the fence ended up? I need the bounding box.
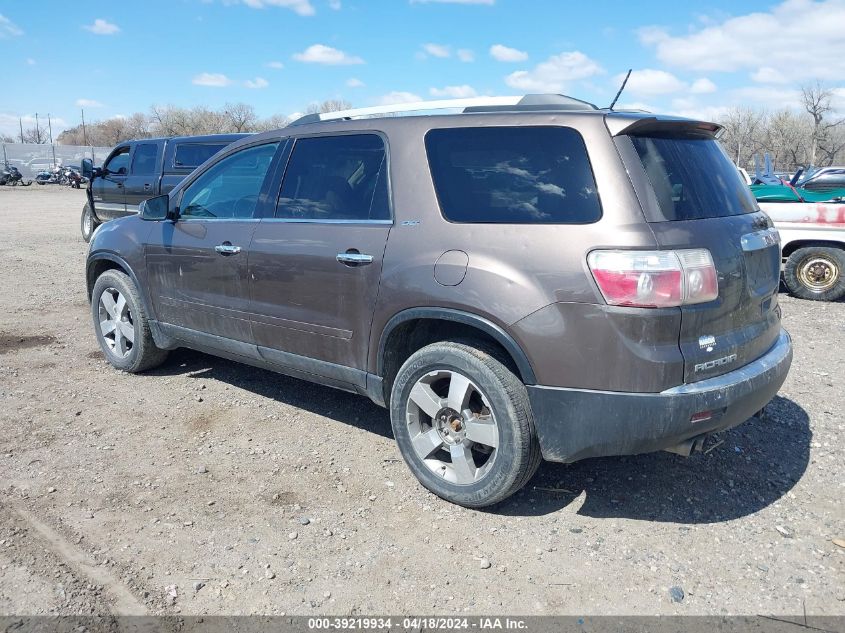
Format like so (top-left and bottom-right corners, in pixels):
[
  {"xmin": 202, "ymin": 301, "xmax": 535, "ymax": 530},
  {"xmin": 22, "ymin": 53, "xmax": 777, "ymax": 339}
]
[{"xmin": 1, "ymin": 143, "xmax": 113, "ymax": 178}]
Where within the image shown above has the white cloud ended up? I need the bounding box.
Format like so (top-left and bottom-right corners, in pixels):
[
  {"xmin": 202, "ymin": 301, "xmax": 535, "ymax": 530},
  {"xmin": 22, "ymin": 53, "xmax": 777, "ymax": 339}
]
[
  {"xmin": 616, "ymin": 101, "xmax": 657, "ymax": 112},
  {"xmin": 244, "ymin": 77, "xmax": 269, "ymax": 89},
  {"xmin": 0, "ymin": 113, "xmax": 69, "ymax": 138},
  {"xmin": 346, "ymin": 77, "xmax": 365, "ymax": 88},
  {"xmin": 505, "ymin": 51, "xmax": 603, "ymax": 92},
  {"xmin": 293, "ymin": 44, "xmax": 364, "ymax": 65},
  {"xmin": 638, "ymin": 0, "xmax": 845, "ymax": 82},
  {"xmin": 266, "ymin": 61, "xmax": 285, "ymax": 69},
  {"xmin": 376, "ymin": 91, "xmax": 423, "ymax": 105},
  {"xmin": 76, "ymin": 99, "xmax": 103, "ymax": 108},
  {"xmin": 615, "ymin": 69, "xmax": 686, "ymax": 95},
  {"xmin": 429, "ymin": 85, "xmax": 477, "ymax": 98},
  {"xmin": 329, "ymin": 0, "xmax": 341, "ymax": 8},
  {"xmin": 410, "ymin": 0, "xmax": 494, "ymax": 4},
  {"xmin": 750, "ymin": 67, "xmax": 789, "ymax": 84},
  {"xmin": 192, "ymin": 72, "xmax": 233, "ymax": 87},
  {"xmin": 457, "ymin": 48, "xmax": 475, "ymax": 62},
  {"xmin": 0, "ymin": 14, "xmax": 23, "ymax": 38},
  {"xmin": 240, "ymin": 0, "xmax": 315, "ymax": 15},
  {"xmin": 490, "ymin": 44, "xmax": 528, "ymax": 62},
  {"xmin": 83, "ymin": 18, "xmax": 120, "ymax": 35},
  {"xmin": 690, "ymin": 78, "xmax": 717, "ymax": 94},
  {"xmin": 422, "ymin": 43, "xmax": 451, "ymax": 58}
]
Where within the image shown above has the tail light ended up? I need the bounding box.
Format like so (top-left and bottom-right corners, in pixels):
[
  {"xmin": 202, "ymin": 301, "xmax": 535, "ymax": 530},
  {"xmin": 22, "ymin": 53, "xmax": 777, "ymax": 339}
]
[{"xmin": 587, "ymin": 249, "xmax": 718, "ymax": 308}]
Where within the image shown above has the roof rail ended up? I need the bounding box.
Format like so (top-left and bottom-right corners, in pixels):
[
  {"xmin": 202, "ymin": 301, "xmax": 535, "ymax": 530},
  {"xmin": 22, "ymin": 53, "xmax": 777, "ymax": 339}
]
[{"xmin": 288, "ymin": 94, "xmax": 598, "ymax": 126}]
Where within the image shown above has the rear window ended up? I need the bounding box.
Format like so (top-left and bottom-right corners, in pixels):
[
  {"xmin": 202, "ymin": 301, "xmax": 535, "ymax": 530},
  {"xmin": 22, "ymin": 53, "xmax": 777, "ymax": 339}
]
[
  {"xmin": 630, "ymin": 135, "xmax": 756, "ymax": 221},
  {"xmin": 173, "ymin": 143, "xmax": 229, "ymax": 169},
  {"xmin": 425, "ymin": 126, "xmax": 602, "ymax": 224}
]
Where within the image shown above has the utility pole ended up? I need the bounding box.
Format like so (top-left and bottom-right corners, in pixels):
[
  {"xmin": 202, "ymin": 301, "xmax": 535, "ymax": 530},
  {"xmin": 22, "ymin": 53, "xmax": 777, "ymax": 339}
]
[
  {"xmin": 35, "ymin": 113, "xmax": 40, "ymax": 144},
  {"xmin": 81, "ymin": 108, "xmax": 88, "ymax": 146},
  {"xmin": 19, "ymin": 118, "xmax": 24, "ymax": 143},
  {"xmin": 48, "ymin": 113, "xmax": 56, "ymax": 167}
]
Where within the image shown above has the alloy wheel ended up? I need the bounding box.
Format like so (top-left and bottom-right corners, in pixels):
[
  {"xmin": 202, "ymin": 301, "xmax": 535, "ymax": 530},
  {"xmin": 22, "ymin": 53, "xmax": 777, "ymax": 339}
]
[
  {"xmin": 405, "ymin": 369, "xmax": 499, "ymax": 485},
  {"xmin": 97, "ymin": 288, "xmax": 135, "ymax": 357}
]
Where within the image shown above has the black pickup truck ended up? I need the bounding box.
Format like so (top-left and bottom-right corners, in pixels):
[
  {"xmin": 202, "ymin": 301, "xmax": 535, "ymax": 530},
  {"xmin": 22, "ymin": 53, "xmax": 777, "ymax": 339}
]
[{"xmin": 80, "ymin": 133, "xmax": 249, "ymax": 241}]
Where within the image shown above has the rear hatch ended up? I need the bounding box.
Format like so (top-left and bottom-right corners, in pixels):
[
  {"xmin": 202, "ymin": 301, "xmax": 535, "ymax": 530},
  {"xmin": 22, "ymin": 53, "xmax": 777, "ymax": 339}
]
[{"xmin": 620, "ymin": 128, "xmax": 782, "ymax": 383}]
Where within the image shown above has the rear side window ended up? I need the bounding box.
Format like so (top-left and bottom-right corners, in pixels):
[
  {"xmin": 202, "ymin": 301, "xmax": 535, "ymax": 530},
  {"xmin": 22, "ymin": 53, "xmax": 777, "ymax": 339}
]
[
  {"xmin": 131, "ymin": 143, "xmax": 158, "ymax": 176},
  {"xmin": 425, "ymin": 126, "xmax": 602, "ymax": 224},
  {"xmin": 630, "ymin": 135, "xmax": 756, "ymax": 221},
  {"xmin": 276, "ymin": 134, "xmax": 390, "ymax": 221},
  {"xmin": 173, "ymin": 143, "xmax": 229, "ymax": 169}
]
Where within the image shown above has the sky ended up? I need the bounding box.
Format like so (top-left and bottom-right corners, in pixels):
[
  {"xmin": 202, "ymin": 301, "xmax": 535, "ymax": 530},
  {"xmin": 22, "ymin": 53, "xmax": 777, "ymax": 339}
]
[{"xmin": 1, "ymin": 0, "xmax": 844, "ymax": 138}]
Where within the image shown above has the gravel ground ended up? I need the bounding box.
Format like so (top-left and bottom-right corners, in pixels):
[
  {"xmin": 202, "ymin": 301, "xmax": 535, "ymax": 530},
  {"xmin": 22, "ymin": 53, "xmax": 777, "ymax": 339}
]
[{"xmin": 0, "ymin": 186, "xmax": 842, "ymax": 617}]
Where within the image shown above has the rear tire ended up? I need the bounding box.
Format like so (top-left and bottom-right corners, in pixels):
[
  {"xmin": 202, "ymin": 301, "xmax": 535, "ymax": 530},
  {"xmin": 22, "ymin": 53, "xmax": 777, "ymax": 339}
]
[
  {"xmin": 81, "ymin": 203, "xmax": 99, "ymax": 242},
  {"xmin": 784, "ymin": 246, "xmax": 845, "ymax": 301},
  {"xmin": 91, "ymin": 269, "xmax": 168, "ymax": 373},
  {"xmin": 390, "ymin": 341, "xmax": 541, "ymax": 508}
]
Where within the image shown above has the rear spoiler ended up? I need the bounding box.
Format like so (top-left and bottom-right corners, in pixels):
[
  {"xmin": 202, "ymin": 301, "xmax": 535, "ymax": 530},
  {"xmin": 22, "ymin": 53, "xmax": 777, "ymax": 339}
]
[{"xmin": 605, "ymin": 114, "xmax": 723, "ymax": 138}]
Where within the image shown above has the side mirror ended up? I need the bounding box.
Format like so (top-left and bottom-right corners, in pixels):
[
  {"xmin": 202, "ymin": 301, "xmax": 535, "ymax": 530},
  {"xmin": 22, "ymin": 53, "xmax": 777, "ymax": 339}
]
[
  {"xmin": 81, "ymin": 158, "xmax": 93, "ymax": 179},
  {"xmin": 139, "ymin": 194, "xmax": 171, "ymax": 221}
]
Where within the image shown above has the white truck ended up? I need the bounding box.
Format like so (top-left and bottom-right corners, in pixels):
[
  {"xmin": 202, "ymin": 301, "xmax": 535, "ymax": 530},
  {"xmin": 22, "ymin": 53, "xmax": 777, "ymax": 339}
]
[{"xmin": 760, "ymin": 201, "xmax": 845, "ymax": 301}]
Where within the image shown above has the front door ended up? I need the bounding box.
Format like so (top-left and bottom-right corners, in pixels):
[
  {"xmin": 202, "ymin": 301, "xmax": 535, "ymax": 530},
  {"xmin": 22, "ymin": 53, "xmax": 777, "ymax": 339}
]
[
  {"xmin": 249, "ymin": 133, "xmax": 392, "ymax": 375},
  {"xmin": 144, "ymin": 141, "xmax": 280, "ymax": 344},
  {"xmin": 124, "ymin": 142, "xmax": 160, "ymax": 211},
  {"xmin": 94, "ymin": 146, "xmax": 129, "ymax": 220}
]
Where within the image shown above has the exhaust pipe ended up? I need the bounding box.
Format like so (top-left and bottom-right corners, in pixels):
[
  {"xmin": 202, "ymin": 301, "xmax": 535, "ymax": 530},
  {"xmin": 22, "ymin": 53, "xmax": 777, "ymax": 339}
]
[{"xmin": 664, "ymin": 434, "xmax": 708, "ymax": 457}]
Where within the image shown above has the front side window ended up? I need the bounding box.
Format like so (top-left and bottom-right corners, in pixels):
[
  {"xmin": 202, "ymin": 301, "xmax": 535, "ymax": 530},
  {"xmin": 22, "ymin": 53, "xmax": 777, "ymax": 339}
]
[
  {"xmin": 105, "ymin": 147, "xmax": 130, "ymax": 175},
  {"xmin": 425, "ymin": 126, "xmax": 602, "ymax": 224},
  {"xmin": 276, "ymin": 134, "xmax": 390, "ymax": 221},
  {"xmin": 131, "ymin": 144, "xmax": 158, "ymax": 176},
  {"xmin": 179, "ymin": 143, "xmax": 279, "ymax": 219},
  {"xmin": 174, "ymin": 143, "xmax": 230, "ymax": 169}
]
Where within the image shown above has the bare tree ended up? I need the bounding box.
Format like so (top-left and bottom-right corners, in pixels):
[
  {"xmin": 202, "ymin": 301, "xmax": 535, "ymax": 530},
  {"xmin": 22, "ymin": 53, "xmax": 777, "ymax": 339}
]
[
  {"xmin": 801, "ymin": 81, "xmax": 844, "ymax": 166},
  {"xmin": 305, "ymin": 99, "xmax": 352, "ymax": 114},
  {"xmin": 222, "ymin": 103, "xmax": 258, "ymax": 132},
  {"xmin": 21, "ymin": 126, "xmax": 49, "ymax": 144},
  {"xmin": 255, "ymin": 113, "xmax": 292, "ymax": 131},
  {"xmin": 718, "ymin": 107, "xmax": 767, "ymax": 169}
]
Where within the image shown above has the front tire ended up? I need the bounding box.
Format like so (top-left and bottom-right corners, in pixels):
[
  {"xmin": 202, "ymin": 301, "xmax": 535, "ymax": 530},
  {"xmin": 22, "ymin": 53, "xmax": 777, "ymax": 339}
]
[
  {"xmin": 91, "ymin": 270, "xmax": 168, "ymax": 373},
  {"xmin": 784, "ymin": 246, "xmax": 845, "ymax": 301},
  {"xmin": 390, "ymin": 341, "xmax": 541, "ymax": 508},
  {"xmin": 81, "ymin": 204, "xmax": 99, "ymax": 242}
]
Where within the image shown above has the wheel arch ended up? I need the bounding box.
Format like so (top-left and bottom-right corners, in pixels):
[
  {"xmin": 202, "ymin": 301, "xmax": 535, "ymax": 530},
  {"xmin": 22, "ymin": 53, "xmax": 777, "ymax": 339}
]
[
  {"xmin": 376, "ymin": 308, "xmax": 537, "ymax": 401},
  {"xmin": 87, "ymin": 253, "xmax": 154, "ymax": 318},
  {"xmin": 782, "ymin": 239, "xmax": 845, "ymax": 259}
]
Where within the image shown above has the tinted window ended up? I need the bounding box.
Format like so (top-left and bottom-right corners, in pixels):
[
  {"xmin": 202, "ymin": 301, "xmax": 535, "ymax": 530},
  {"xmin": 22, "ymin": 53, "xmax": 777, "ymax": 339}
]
[
  {"xmin": 179, "ymin": 143, "xmax": 279, "ymax": 219},
  {"xmin": 131, "ymin": 144, "xmax": 158, "ymax": 176},
  {"xmin": 105, "ymin": 148, "xmax": 130, "ymax": 175},
  {"xmin": 173, "ymin": 143, "xmax": 229, "ymax": 169},
  {"xmin": 630, "ymin": 135, "xmax": 756, "ymax": 221},
  {"xmin": 276, "ymin": 134, "xmax": 390, "ymax": 221},
  {"xmin": 425, "ymin": 126, "xmax": 601, "ymax": 224}
]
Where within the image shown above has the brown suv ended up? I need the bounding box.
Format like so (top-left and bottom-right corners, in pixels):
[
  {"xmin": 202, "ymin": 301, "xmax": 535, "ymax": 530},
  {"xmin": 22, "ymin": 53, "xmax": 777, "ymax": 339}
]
[{"xmin": 86, "ymin": 94, "xmax": 792, "ymax": 507}]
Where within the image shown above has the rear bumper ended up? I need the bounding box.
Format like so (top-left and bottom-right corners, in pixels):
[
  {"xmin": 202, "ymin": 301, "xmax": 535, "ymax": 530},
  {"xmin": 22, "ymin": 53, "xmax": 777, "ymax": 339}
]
[{"xmin": 527, "ymin": 329, "xmax": 792, "ymax": 463}]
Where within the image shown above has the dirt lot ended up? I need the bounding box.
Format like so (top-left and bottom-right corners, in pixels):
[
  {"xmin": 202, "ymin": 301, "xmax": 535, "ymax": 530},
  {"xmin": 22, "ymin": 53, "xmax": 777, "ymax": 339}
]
[{"xmin": 0, "ymin": 186, "xmax": 842, "ymax": 617}]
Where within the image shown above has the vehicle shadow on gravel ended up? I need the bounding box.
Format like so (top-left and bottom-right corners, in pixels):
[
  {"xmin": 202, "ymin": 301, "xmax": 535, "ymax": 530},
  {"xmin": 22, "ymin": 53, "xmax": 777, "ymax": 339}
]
[
  {"xmin": 149, "ymin": 348, "xmax": 394, "ymax": 440},
  {"xmin": 499, "ymin": 396, "xmax": 811, "ymax": 523}
]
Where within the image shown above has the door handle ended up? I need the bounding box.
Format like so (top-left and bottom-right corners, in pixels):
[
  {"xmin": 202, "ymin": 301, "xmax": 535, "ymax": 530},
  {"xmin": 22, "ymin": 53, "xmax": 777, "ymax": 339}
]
[
  {"xmin": 116, "ymin": 182, "xmax": 123, "ymax": 188},
  {"xmin": 336, "ymin": 251, "xmax": 374, "ymax": 266},
  {"xmin": 143, "ymin": 183, "xmax": 151, "ymax": 191},
  {"xmin": 215, "ymin": 242, "xmax": 242, "ymax": 256}
]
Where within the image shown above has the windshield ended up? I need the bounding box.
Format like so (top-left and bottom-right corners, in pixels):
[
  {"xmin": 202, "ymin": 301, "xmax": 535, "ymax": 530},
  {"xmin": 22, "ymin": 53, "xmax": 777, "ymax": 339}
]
[{"xmin": 630, "ymin": 135, "xmax": 757, "ymax": 221}]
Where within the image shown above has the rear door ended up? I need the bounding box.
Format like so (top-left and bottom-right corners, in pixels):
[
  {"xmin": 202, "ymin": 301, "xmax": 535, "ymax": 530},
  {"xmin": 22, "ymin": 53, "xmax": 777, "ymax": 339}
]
[
  {"xmin": 621, "ymin": 132, "xmax": 782, "ymax": 383},
  {"xmin": 249, "ymin": 133, "xmax": 392, "ymax": 378},
  {"xmin": 123, "ymin": 142, "xmax": 160, "ymax": 211}
]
